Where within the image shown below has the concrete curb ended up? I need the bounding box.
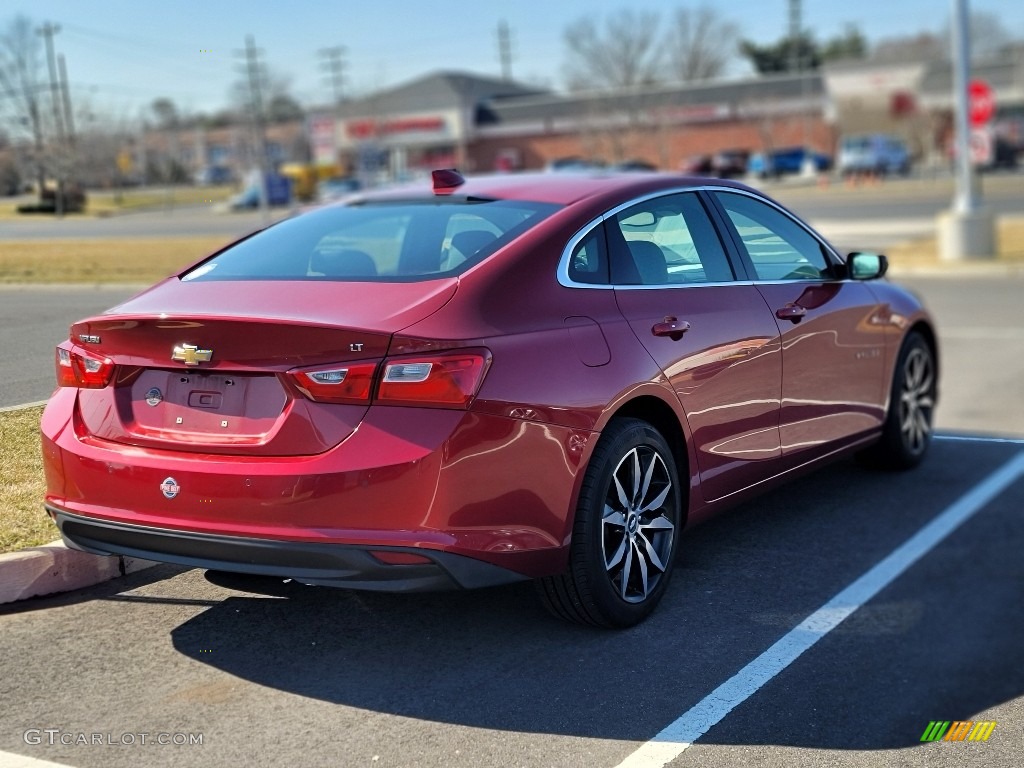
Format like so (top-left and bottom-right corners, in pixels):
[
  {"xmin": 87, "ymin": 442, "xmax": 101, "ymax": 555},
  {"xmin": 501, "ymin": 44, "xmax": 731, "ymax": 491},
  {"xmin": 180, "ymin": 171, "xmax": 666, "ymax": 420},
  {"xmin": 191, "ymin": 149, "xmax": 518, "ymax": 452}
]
[
  {"xmin": 888, "ymin": 262, "xmax": 1024, "ymax": 277},
  {"xmin": 0, "ymin": 539, "xmax": 158, "ymax": 605},
  {"xmin": 0, "ymin": 401, "xmax": 47, "ymax": 414}
]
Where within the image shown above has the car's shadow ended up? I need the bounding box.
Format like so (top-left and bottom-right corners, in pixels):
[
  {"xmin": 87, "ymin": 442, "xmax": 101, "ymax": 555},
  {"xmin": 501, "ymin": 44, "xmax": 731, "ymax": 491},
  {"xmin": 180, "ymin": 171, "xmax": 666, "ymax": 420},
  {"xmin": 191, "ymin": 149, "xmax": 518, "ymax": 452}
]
[{"xmin": 165, "ymin": 441, "xmax": 1024, "ymax": 749}]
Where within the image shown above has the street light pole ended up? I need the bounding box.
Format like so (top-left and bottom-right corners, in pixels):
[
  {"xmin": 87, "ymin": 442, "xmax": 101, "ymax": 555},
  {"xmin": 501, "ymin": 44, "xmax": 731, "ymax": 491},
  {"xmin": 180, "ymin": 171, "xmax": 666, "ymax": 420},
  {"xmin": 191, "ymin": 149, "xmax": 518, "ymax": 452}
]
[
  {"xmin": 938, "ymin": 0, "xmax": 995, "ymax": 260},
  {"xmin": 951, "ymin": 0, "xmax": 975, "ymax": 214}
]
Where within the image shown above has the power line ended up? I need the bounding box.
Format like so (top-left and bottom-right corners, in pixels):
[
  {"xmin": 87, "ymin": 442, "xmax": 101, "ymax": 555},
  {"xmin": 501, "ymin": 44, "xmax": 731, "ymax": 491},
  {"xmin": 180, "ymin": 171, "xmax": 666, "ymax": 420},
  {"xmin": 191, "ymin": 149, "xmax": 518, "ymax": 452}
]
[
  {"xmin": 61, "ymin": 22, "xmax": 207, "ymax": 53},
  {"xmin": 61, "ymin": 25, "xmax": 226, "ymax": 80}
]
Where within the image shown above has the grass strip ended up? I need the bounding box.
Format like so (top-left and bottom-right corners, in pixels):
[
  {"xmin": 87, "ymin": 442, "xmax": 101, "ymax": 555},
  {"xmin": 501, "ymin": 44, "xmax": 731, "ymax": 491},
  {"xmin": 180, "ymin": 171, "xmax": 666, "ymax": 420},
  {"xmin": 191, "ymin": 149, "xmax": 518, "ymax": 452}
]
[
  {"xmin": 0, "ymin": 185, "xmax": 236, "ymax": 220},
  {"xmin": 0, "ymin": 237, "xmax": 229, "ymax": 284},
  {"xmin": 887, "ymin": 217, "xmax": 1024, "ymax": 267},
  {"xmin": 0, "ymin": 406, "xmax": 54, "ymax": 553}
]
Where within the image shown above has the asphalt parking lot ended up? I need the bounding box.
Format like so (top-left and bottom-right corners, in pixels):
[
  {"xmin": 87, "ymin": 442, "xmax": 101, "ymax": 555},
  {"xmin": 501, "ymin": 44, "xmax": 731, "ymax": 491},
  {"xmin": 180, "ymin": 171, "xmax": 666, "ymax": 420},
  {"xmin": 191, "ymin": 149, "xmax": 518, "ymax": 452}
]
[
  {"xmin": 2, "ymin": 178, "xmax": 1022, "ymax": 767},
  {"xmin": 1, "ymin": 437, "xmax": 1021, "ymax": 768}
]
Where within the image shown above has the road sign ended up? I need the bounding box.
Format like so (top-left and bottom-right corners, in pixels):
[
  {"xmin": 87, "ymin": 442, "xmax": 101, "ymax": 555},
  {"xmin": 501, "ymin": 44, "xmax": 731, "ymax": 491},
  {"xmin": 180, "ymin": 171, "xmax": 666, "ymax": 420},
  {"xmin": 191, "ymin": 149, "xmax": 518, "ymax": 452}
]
[
  {"xmin": 116, "ymin": 150, "xmax": 133, "ymax": 174},
  {"xmin": 969, "ymin": 79, "xmax": 995, "ymax": 126},
  {"xmin": 969, "ymin": 126, "xmax": 993, "ymax": 166}
]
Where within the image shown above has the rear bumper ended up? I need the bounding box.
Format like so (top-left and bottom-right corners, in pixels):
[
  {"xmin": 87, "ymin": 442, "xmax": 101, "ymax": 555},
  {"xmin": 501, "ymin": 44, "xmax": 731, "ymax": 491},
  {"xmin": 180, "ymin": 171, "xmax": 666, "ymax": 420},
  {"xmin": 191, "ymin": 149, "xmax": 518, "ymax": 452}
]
[
  {"xmin": 42, "ymin": 392, "xmax": 589, "ymax": 582},
  {"xmin": 51, "ymin": 506, "xmax": 528, "ymax": 592}
]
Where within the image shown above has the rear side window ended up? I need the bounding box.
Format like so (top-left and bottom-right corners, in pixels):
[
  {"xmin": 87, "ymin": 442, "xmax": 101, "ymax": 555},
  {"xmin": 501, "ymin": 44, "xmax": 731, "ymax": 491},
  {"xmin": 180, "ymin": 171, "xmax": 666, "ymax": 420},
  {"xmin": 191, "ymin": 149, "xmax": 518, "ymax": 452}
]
[
  {"xmin": 607, "ymin": 193, "xmax": 734, "ymax": 285},
  {"xmin": 714, "ymin": 192, "xmax": 833, "ymax": 281},
  {"xmin": 568, "ymin": 227, "xmax": 609, "ymax": 284},
  {"xmin": 182, "ymin": 199, "xmax": 560, "ymax": 282}
]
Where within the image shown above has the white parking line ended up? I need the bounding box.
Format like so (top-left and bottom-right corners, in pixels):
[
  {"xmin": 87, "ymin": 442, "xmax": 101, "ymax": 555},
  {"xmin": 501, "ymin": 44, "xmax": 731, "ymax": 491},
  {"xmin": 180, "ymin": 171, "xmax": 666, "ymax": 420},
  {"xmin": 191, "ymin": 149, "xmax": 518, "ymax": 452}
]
[
  {"xmin": 614, "ymin": 450, "xmax": 1024, "ymax": 768},
  {"xmin": 0, "ymin": 750, "xmax": 75, "ymax": 768},
  {"xmin": 935, "ymin": 434, "xmax": 1024, "ymax": 445}
]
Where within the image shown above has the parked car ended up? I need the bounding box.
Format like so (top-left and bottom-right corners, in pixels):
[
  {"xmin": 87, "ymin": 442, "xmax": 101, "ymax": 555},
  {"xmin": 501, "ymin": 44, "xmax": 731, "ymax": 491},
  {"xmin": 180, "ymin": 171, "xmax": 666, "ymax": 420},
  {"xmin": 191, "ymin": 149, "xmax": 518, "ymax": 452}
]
[
  {"xmin": 749, "ymin": 147, "xmax": 832, "ymax": 178},
  {"xmin": 228, "ymin": 172, "xmax": 292, "ymax": 209},
  {"xmin": 984, "ymin": 136, "xmax": 1020, "ymax": 171},
  {"xmin": 679, "ymin": 154, "xmax": 714, "ymax": 175},
  {"xmin": 194, "ymin": 166, "xmax": 234, "ymax": 186},
  {"xmin": 42, "ymin": 170, "xmax": 937, "ymax": 627},
  {"xmin": 838, "ymin": 134, "xmax": 911, "ymax": 177},
  {"xmin": 545, "ymin": 156, "xmax": 605, "ymax": 172},
  {"xmin": 317, "ymin": 176, "xmax": 362, "ymax": 203},
  {"xmin": 16, "ymin": 184, "xmax": 87, "ymax": 214},
  {"xmin": 711, "ymin": 149, "xmax": 750, "ymax": 178},
  {"xmin": 610, "ymin": 159, "xmax": 657, "ymax": 172}
]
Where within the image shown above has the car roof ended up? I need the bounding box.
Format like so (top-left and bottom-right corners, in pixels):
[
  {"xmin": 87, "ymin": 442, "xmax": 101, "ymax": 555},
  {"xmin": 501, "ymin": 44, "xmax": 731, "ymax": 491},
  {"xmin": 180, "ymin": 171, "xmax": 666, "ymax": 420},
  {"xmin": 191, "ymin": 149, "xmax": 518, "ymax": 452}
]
[{"xmin": 348, "ymin": 171, "xmax": 758, "ymax": 207}]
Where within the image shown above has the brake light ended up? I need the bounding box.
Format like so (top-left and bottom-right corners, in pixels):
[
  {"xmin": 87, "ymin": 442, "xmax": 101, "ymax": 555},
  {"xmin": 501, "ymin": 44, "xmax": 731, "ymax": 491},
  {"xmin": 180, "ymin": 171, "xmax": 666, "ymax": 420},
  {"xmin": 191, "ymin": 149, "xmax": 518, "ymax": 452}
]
[
  {"xmin": 377, "ymin": 351, "xmax": 490, "ymax": 408},
  {"xmin": 290, "ymin": 362, "xmax": 377, "ymax": 404},
  {"xmin": 55, "ymin": 344, "xmax": 115, "ymax": 389},
  {"xmin": 289, "ymin": 350, "xmax": 490, "ymax": 409}
]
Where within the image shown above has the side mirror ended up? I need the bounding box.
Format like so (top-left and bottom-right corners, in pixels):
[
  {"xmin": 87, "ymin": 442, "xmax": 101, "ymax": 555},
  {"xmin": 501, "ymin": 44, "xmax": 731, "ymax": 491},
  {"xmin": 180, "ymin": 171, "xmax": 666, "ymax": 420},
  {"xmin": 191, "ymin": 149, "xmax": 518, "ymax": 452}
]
[{"xmin": 847, "ymin": 252, "xmax": 888, "ymax": 280}]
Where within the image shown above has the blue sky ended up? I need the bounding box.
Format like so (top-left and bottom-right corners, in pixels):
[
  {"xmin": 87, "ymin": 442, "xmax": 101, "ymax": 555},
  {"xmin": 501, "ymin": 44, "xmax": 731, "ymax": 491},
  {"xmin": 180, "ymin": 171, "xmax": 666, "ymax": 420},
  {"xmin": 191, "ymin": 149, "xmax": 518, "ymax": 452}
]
[{"xmin": 6, "ymin": 1, "xmax": 1023, "ymax": 120}]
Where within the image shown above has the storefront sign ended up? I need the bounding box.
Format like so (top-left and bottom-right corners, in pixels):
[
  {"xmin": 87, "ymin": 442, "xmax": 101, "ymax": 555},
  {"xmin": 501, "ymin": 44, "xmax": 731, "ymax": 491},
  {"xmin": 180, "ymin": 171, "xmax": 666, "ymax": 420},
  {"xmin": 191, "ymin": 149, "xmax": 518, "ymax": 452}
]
[
  {"xmin": 346, "ymin": 116, "xmax": 447, "ymax": 140},
  {"xmin": 309, "ymin": 114, "xmax": 337, "ymax": 166}
]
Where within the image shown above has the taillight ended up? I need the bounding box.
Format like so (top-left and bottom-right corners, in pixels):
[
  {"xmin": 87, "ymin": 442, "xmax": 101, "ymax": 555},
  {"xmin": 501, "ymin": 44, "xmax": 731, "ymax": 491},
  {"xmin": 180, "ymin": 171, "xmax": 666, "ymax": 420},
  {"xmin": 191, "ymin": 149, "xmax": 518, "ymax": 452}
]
[
  {"xmin": 377, "ymin": 351, "xmax": 490, "ymax": 408},
  {"xmin": 55, "ymin": 343, "xmax": 115, "ymax": 389},
  {"xmin": 288, "ymin": 350, "xmax": 490, "ymax": 409},
  {"xmin": 290, "ymin": 362, "xmax": 377, "ymax": 404}
]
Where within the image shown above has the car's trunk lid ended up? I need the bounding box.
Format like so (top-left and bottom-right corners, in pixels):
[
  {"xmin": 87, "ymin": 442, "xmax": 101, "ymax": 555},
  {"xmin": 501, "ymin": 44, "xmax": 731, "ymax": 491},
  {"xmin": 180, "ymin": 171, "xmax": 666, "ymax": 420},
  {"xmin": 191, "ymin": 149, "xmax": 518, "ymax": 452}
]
[{"xmin": 71, "ymin": 278, "xmax": 458, "ymax": 456}]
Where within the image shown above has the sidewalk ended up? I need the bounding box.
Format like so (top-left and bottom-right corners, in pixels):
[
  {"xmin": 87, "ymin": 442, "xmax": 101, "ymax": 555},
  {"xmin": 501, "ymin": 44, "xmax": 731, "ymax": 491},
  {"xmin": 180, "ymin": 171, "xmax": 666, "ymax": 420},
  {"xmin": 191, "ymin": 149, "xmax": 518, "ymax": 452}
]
[{"xmin": 813, "ymin": 213, "xmax": 1024, "ymax": 276}]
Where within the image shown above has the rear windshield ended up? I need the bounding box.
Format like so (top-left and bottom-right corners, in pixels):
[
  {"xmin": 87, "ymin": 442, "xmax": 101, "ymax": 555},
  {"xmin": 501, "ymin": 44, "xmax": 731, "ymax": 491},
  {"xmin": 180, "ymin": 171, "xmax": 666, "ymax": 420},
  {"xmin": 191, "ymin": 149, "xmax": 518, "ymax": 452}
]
[{"xmin": 181, "ymin": 198, "xmax": 561, "ymax": 282}]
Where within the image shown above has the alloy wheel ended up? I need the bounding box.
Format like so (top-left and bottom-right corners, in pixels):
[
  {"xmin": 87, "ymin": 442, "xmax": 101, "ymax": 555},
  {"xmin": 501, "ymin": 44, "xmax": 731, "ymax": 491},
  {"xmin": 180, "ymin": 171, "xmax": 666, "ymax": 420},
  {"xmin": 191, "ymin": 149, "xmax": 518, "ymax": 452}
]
[
  {"xmin": 899, "ymin": 346, "xmax": 934, "ymax": 456},
  {"xmin": 601, "ymin": 446, "xmax": 676, "ymax": 604}
]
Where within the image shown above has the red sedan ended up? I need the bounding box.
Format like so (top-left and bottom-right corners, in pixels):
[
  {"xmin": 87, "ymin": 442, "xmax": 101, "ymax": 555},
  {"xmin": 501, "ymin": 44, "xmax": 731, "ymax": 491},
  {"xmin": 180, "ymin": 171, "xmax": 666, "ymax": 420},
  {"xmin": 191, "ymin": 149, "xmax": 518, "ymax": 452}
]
[{"xmin": 41, "ymin": 170, "xmax": 937, "ymax": 627}]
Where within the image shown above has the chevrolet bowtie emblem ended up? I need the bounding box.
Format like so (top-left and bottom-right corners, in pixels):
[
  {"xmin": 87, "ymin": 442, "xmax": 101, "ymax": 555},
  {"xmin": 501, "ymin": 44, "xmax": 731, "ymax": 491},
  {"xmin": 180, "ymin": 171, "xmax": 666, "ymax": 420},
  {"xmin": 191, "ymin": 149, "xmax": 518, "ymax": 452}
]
[{"xmin": 172, "ymin": 343, "xmax": 213, "ymax": 366}]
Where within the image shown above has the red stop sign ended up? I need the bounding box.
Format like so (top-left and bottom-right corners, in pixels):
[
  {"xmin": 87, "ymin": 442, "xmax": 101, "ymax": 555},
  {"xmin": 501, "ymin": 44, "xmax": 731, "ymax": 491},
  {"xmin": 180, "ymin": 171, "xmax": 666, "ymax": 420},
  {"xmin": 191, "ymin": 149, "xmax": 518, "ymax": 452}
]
[{"xmin": 969, "ymin": 79, "xmax": 995, "ymax": 126}]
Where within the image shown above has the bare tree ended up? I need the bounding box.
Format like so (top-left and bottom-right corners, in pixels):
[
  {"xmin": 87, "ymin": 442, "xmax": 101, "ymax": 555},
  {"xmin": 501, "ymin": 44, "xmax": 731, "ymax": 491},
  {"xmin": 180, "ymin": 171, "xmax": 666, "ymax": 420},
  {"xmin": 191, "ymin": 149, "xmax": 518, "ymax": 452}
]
[
  {"xmin": 563, "ymin": 10, "xmax": 663, "ymax": 91},
  {"xmin": 871, "ymin": 32, "xmax": 946, "ymax": 64},
  {"xmin": 150, "ymin": 97, "xmax": 180, "ymax": 130},
  {"xmin": 875, "ymin": 11, "xmax": 1016, "ymax": 64},
  {"xmin": 666, "ymin": 6, "xmax": 739, "ymax": 82},
  {"xmin": 0, "ymin": 15, "xmax": 48, "ymax": 193},
  {"xmin": 229, "ymin": 65, "xmax": 299, "ymax": 122},
  {"xmin": 945, "ymin": 10, "xmax": 1013, "ymax": 60}
]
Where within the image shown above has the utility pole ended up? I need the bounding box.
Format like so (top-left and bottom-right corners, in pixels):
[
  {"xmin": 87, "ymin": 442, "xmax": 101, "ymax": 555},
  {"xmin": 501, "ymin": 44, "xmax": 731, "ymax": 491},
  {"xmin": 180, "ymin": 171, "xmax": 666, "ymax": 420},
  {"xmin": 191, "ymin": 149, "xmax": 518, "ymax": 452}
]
[
  {"xmin": 58, "ymin": 54, "xmax": 75, "ymax": 146},
  {"xmin": 236, "ymin": 35, "xmax": 270, "ymax": 224},
  {"xmin": 497, "ymin": 20, "xmax": 513, "ymax": 81},
  {"xmin": 318, "ymin": 46, "xmax": 347, "ymax": 105},
  {"xmin": 788, "ymin": 0, "xmax": 801, "ymax": 75},
  {"xmin": 38, "ymin": 21, "xmax": 67, "ymax": 216}
]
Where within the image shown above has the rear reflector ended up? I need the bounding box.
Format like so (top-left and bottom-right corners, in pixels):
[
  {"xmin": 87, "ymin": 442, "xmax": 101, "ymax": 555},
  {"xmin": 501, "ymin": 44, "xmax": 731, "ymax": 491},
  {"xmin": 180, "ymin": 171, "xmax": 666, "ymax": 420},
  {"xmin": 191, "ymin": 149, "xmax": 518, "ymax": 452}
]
[
  {"xmin": 369, "ymin": 550, "xmax": 433, "ymax": 566},
  {"xmin": 56, "ymin": 344, "xmax": 115, "ymax": 389}
]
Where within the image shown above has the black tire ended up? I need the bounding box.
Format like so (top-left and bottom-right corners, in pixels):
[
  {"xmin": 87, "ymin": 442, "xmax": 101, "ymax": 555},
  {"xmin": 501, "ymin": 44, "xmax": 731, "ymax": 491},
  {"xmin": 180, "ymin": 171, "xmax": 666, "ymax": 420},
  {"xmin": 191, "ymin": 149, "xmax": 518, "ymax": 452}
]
[
  {"xmin": 859, "ymin": 332, "xmax": 936, "ymax": 470},
  {"xmin": 537, "ymin": 418, "xmax": 682, "ymax": 628}
]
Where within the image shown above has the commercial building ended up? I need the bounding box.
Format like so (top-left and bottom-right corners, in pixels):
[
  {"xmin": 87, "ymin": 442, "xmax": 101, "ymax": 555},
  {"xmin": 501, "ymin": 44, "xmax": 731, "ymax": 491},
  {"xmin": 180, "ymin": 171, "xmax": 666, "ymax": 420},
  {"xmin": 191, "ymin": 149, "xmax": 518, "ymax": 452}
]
[{"xmin": 98, "ymin": 49, "xmax": 1022, "ymax": 189}]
